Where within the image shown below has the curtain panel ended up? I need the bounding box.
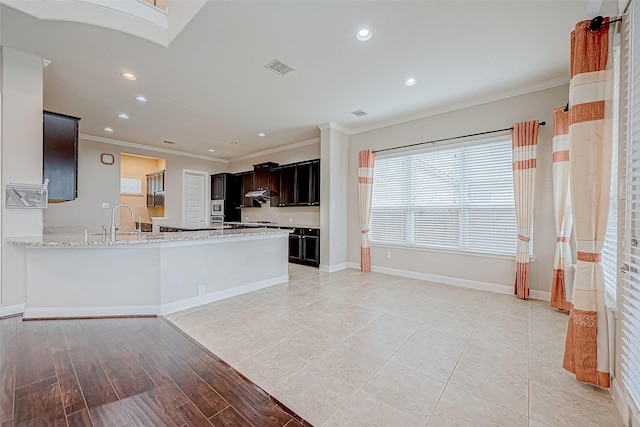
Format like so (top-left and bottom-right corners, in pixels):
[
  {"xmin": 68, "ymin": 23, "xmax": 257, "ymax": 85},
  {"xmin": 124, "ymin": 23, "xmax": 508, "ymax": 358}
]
[
  {"xmin": 512, "ymin": 120, "xmax": 539, "ymax": 299},
  {"xmin": 563, "ymin": 18, "xmax": 613, "ymax": 388},
  {"xmin": 358, "ymin": 150, "xmax": 375, "ymax": 272},
  {"xmin": 551, "ymin": 107, "xmax": 573, "ymax": 312}
]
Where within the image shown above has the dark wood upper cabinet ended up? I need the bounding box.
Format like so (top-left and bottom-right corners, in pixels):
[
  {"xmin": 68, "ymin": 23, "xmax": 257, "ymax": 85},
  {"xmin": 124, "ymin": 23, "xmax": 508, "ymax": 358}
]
[
  {"xmin": 235, "ymin": 159, "xmax": 320, "ymax": 208},
  {"xmin": 242, "ymin": 171, "xmax": 255, "ymax": 208},
  {"xmin": 281, "ymin": 165, "xmax": 297, "ymax": 206},
  {"xmin": 211, "ymin": 173, "xmax": 228, "ymax": 200},
  {"xmin": 270, "ymin": 167, "xmax": 282, "ymax": 207},
  {"xmin": 43, "ymin": 111, "xmax": 80, "ymax": 202},
  {"xmin": 310, "ymin": 159, "xmax": 320, "ymax": 205},
  {"xmin": 253, "ymin": 162, "xmax": 278, "ymax": 190}
]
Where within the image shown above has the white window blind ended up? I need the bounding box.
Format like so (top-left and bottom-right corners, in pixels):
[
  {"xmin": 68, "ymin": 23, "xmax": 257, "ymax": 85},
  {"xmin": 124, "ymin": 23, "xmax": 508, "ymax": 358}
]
[
  {"xmin": 604, "ymin": 44, "xmax": 621, "ymax": 302},
  {"xmin": 370, "ymin": 139, "xmax": 519, "ymax": 256},
  {"xmin": 622, "ymin": 0, "xmax": 640, "ymax": 414}
]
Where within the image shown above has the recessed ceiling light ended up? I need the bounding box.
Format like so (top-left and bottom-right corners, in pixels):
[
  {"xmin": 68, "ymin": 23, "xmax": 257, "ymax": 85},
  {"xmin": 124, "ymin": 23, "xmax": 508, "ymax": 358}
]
[
  {"xmin": 404, "ymin": 78, "xmax": 417, "ymax": 87},
  {"xmin": 355, "ymin": 28, "xmax": 372, "ymax": 41},
  {"xmin": 208, "ymin": 149, "xmax": 215, "ymax": 152},
  {"xmin": 104, "ymin": 127, "xmax": 114, "ymax": 133},
  {"xmin": 230, "ymin": 141, "xmax": 238, "ymax": 145},
  {"xmin": 121, "ymin": 72, "xmax": 137, "ymax": 81},
  {"xmin": 258, "ymin": 132, "xmax": 266, "ymax": 137},
  {"xmin": 135, "ymin": 95, "xmax": 148, "ymax": 103},
  {"xmin": 118, "ymin": 113, "xmax": 129, "ymax": 119}
]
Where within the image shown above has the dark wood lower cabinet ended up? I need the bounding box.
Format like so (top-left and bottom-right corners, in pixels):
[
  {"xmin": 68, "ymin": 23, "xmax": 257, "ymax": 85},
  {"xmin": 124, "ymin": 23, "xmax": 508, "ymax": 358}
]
[{"xmin": 288, "ymin": 228, "xmax": 320, "ymax": 267}]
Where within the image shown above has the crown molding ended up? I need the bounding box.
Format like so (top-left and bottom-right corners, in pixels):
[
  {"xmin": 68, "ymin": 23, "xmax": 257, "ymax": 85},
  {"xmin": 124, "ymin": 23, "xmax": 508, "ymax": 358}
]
[
  {"xmin": 317, "ymin": 122, "xmax": 353, "ymax": 134},
  {"xmin": 346, "ymin": 76, "xmax": 569, "ymax": 136},
  {"xmin": 228, "ymin": 137, "xmax": 320, "ymax": 163},
  {"xmin": 79, "ymin": 133, "xmax": 228, "ymax": 163}
]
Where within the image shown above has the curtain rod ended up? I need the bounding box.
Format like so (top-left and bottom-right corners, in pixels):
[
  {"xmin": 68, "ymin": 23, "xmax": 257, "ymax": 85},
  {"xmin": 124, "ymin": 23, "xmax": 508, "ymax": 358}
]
[{"xmin": 373, "ymin": 121, "xmax": 546, "ymax": 154}]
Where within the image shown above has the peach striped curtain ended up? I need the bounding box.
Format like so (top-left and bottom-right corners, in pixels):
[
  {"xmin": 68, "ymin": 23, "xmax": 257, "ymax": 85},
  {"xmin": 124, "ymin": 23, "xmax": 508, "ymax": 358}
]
[
  {"xmin": 551, "ymin": 108, "xmax": 573, "ymax": 312},
  {"xmin": 512, "ymin": 121, "xmax": 539, "ymax": 299},
  {"xmin": 563, "ymin": 18, "xmax": 613, "ymax": 388},
  {"xmin": 358, "ymin": 150, "xmax": 375, "ymax": 272}
]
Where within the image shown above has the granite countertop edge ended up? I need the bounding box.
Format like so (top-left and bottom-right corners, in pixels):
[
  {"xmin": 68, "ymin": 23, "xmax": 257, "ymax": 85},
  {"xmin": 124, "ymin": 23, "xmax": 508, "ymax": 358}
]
[
  {"xmin": 225, "ymin": 221, "xmax": 320, "ymax": 229},
  {"xmin": 7, "ymin": 228, "xmax": 291, "ymax": 247}
]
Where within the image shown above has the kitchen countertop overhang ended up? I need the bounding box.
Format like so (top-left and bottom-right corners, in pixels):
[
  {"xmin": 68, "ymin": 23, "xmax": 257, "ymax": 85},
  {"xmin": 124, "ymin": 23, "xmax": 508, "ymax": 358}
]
[{"xmin": 7, "ymin": 228, "xmax": 291, "ymax": 247}]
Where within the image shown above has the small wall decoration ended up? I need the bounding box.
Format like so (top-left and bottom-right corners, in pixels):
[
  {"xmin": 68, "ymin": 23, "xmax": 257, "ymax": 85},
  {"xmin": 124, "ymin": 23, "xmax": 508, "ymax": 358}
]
[{"xmin": 101, "ymin": 153, "xmax": 115, "ymax": 165}]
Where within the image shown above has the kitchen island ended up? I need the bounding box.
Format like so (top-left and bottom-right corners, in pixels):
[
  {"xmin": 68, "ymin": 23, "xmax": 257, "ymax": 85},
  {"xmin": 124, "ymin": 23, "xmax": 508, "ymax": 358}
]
[{"xmin": 8, "ymin": 228, "xmax": 290, "ymax": 319}]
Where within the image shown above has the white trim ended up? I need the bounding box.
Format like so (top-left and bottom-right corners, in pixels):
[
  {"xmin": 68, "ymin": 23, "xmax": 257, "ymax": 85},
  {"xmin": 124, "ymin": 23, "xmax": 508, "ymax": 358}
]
[
  {"xmin": 1, "ymin": 303, "xmax": 25, "ymax": 317},
  {"xmin": 369, "ymin": 265, "xmax": 514, "ymax": 295},
  {"xmin": 349, "ymin": 76, "xmax": 568, "ymax": 136},
  {"xmin": 611, "ymin": 377, "xmax": 628, "ymax": 425},
  {"xmin": 23, "ymin": 305, "xmax": 160, "ymax": 319},
  {"xmin": 319, "ymin": 262, "xmax": 348, "ymax": 273},
  {"xmin": 80, "ymin": 134, "xmax": 228, "ymax": 163},
  {"xmin": 228, "ymin": 137, "xmax": 320, "ymax": 163},
  {"xmin": 182, "ymin": 169, "xmax": 209, "ymax": 228},
  {"xmin": 346, "ymin": 262, "xmax": 550, "ymax": 300},
  {"xmin": 317, "ymin": 122, "xmax": 352, "ymax": 134},
  {"xmin": 160, "ymin": 274, "xmax": 288, "ymax": 315},
  {"xmin": 529, "ymin": 289, "xmax": 551, "ymax": 301}
]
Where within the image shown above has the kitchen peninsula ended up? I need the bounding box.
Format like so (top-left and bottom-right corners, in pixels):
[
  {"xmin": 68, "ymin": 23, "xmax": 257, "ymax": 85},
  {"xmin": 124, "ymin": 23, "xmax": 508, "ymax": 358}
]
[{"xmin": 8, "ymin": 228, "xmax": 290, "ymax": 319}]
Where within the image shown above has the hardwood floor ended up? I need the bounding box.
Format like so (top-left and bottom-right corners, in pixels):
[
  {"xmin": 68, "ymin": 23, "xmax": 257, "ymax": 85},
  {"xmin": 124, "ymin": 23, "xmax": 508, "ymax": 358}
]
[{"xmin": 0, "ymin": 315, "xmax": 309, "ymax": 426}]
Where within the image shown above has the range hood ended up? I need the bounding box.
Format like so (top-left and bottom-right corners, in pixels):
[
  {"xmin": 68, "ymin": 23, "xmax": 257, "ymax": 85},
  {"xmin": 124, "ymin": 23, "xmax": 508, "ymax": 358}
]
[{"xmin": 245, "ymin": 189, "xmax": 269, "ymax": 203}]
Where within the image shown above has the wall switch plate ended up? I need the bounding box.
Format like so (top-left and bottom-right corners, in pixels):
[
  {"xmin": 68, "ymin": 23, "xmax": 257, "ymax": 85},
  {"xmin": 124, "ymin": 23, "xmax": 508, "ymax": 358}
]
[
  {"xmin": 198, "ymin": 284, "xmax": 205, "ymax": 295},
  {"xmin": 102, "ymin": 203, "xmax": 110, "ymax": 209},
  {"xmin": 386, "ymin": 251, "xmax": 392, "ymax": 259}
]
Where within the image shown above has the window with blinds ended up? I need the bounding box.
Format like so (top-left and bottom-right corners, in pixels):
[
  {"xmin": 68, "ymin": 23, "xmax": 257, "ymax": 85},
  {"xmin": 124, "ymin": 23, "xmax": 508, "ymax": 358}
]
[
  {"xmin": 370, "ymin": 139, "xmax": 519, "ymax": 256},
  {"xmin": 621, "ymin": 0, "xmax": 640, "ymax": 415},
  {"xmin": 604, "ymin": 44, "xmax": 621, "ymax": 302}
]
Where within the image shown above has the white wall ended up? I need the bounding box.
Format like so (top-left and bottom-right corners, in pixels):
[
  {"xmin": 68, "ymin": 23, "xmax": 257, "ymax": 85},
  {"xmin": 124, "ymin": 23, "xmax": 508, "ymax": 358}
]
[
  {"xmin": 228, "ymin": 139, "xmax": 321, "ymax": 226},
  {"xmin": 44, "ymin": 137, "xmax": 227, "ymax": 232},
  {"xmin": 319, "ymin": 125, "xmax": 350, "ymax": 270},
  {"xmin": 347, "ymin": 85, "xmax": 568, "ymax": 295},
  {"xmin": 1, "ymin": 47, "xmax": 45, "ymax": 308}
]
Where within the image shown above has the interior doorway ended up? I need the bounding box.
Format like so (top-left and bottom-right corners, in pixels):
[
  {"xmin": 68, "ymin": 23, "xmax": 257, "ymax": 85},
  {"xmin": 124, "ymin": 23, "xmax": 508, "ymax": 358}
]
[
  {"xmin": 120, "ymin": 153, "xmax": 166, "ymax": 232},
  {"xmin": 182, "ymin": 169, "xmax": 208, "ymax": 228}
]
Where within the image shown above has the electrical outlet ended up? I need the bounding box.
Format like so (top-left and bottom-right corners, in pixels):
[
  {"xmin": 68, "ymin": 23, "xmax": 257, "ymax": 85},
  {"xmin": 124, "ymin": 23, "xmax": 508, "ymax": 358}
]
[
  {"xmin": 289, "ymin": 218, "xmax": 293, "ymax": 222},
  {"xmin": 386, "ymin": 251, "xmax": 392, "ymax": 259},
  {"xmin": 102, "ymin": 202, "xmax": 110, "ymax": 209},
  {"xmin": 198, "ymin": 284, "xmax": 205, "ymax": 295}
]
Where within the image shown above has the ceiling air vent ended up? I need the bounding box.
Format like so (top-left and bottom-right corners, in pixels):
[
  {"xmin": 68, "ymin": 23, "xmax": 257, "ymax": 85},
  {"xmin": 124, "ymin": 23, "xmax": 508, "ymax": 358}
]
[
  {"xmin": 265, "ymin": 59, "xmax": 296, "ymax": 76},
  {"xmin": 350, "ymin": 109, "xmax": 368, "ymax": 117}
]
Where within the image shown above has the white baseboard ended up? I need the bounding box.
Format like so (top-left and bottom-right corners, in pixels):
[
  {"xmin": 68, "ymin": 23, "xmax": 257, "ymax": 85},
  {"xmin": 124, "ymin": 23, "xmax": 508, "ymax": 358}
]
[
  {"xmin": 611, "ymin": 376, "xmax": 628, "ymax": 425},
  {"xmin": 1, "ymin": 303, "xmax": 25, "ymax": 318},
  {"xmin": 20, "ymin": 275, "xmax": 289, "ymax": 319},
  {"xmin": 160, "ymin": 274, "xmax": 289, "ymax": 315},
  {"xmin": 369, "ymin": 264, "xmax": 514, "ymax": 295},
  {"xmin": 23, "ymin": 305, "xmax": 160, "ymax": 319},
  {"xmin": 345, "ymin": 262, "xmax": 551, "ymax": 300},
  {"xmin": 529, "ymin": 289, "xmax": 551, "ymax": 301},
  {"xmin": 319, "ymin": 263, "xmax": 349, "ymax": 273}
]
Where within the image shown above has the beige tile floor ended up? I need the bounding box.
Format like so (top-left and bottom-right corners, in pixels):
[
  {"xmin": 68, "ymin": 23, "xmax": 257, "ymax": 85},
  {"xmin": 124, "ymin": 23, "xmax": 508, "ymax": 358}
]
[{"xmin": 167, "ymin": 264, "xmax": 624, "ymax": 426}]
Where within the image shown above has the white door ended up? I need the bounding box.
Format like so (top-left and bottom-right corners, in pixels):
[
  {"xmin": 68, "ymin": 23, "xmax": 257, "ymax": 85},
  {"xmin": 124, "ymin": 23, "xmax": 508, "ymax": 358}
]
[{"xmin": 182, "ymin": 170, "xmax": 207, "ymax": 228}]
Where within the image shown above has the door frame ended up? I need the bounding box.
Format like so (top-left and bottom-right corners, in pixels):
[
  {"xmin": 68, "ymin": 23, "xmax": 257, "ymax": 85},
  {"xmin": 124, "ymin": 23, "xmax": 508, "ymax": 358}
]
[{"xmin": 182, "ymin": 169, "xmax": 209, "ymax": 228}]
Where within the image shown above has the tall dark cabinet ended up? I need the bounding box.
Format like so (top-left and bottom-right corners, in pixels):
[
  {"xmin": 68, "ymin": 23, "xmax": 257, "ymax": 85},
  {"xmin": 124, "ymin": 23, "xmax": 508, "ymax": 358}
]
[
  {"xmin": 210, "ymin": 172, "xmax": 241, "ymax": 221},
  {"xmin": 43, "ymin": 111, "xmax": 80, "ymax": 202}
]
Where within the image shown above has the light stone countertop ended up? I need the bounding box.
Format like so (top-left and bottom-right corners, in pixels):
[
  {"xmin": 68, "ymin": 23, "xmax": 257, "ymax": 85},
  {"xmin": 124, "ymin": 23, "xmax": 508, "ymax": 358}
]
[
  {"xmin": 225, "ymin": 221, "xmax": 320, "ymax": 229},
  {"xmin": 7, "ymin": 228, "xmax": 290, "ymax": 247}
]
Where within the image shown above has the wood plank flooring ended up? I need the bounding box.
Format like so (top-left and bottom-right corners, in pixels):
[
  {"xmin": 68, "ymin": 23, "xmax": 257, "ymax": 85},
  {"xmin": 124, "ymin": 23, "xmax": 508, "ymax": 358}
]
[{"xmin": 0, "ymin": 315, "xmax": 309, "ymax": 426}]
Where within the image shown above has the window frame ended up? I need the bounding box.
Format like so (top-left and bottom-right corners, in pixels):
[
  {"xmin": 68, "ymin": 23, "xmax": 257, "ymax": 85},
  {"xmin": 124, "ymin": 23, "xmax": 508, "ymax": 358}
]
[{"xmin": 369, "ymin": 135, "xmax": 526, "ymax": 259}]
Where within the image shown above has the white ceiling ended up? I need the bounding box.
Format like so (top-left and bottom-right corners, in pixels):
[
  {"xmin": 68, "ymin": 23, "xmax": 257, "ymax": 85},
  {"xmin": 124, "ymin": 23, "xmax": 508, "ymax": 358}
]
[{"xmin": 0, "ymin": 1, "xmax": 615, "ymax": 160}]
